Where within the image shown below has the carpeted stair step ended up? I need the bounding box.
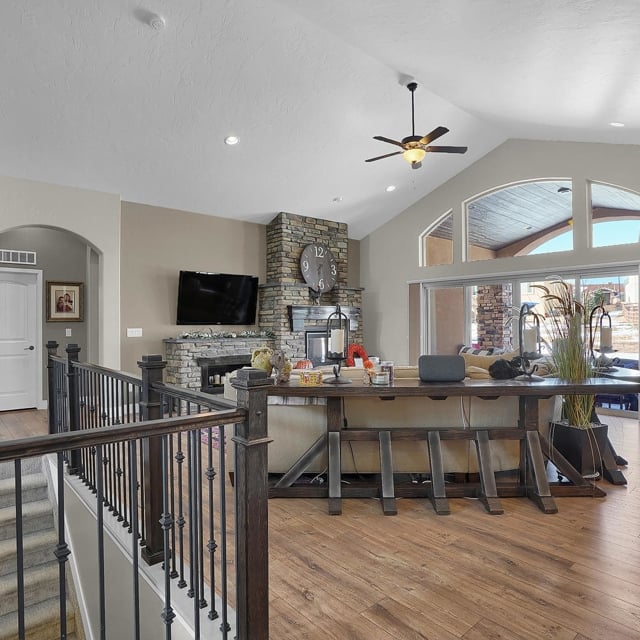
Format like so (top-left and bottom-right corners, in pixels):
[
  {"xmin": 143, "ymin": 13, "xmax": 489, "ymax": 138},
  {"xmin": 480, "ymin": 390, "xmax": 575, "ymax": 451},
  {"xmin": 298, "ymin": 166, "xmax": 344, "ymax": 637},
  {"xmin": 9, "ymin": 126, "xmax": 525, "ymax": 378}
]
[
  {"xmin": 0, "ymin": 474, "xmax": 49, "ymax": 510},
  {"xmin": 0, "ymin": 461, "xmax": 43, "ymax": 483},
  {"xmin": 0, "ymin": 596, "xmax": 77, "ymax": 640},
  {"xmin": 0, "ymin": 529, "xmax": 58, "ymax": 578},
  {"xmin": 0, "ymin": 501, "xmax": 54, "ymax": 542},
  {"xmin": 0, "ymin": 562, "xmax": 60, "ymax": 617}
]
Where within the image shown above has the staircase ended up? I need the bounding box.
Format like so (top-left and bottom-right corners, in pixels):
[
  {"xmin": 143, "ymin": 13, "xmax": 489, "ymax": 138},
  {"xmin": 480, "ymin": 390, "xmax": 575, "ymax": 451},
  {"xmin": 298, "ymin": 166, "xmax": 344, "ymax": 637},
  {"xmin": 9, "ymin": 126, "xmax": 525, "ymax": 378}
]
[{"xmin": 0, "ymin": 460, "xmax": 80, "ymax": 640}]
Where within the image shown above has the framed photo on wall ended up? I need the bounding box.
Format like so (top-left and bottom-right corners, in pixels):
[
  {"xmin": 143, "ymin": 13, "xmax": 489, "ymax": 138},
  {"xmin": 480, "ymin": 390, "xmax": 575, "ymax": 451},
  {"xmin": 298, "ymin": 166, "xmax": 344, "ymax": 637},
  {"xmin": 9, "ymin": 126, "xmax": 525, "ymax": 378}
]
[{"xmin": 47, "ymin": 281, "xmax": 84, "ymax": 322}]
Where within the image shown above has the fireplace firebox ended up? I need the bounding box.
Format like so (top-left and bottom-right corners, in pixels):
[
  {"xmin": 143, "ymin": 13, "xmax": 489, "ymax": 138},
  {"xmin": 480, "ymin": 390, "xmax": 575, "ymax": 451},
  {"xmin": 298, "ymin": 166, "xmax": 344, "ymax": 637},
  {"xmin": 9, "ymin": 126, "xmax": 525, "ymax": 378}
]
[
  {"xmin": 305, "ymin": 331, "xmax": 329, "ymax": 366},
  {"xmin": 198, "ymin": 354, "xmax": 251, "ymax": 394}
]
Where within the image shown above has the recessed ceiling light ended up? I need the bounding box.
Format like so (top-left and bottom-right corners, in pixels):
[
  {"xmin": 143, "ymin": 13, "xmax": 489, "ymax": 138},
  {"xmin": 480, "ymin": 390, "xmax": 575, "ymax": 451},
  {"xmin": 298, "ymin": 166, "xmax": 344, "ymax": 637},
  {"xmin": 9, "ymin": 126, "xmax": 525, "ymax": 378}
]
[
  {"xmin": 224, "ymin": 135, "xmax": 239, "ymax": 145},
  {"xmin": 386, "ymin": 185, "xmax": 396, "ymax": 192},
  {"xmin": 148, "ymin": 13, "xmax": 166, "ymax": 30},
  {"xmin": 332, "ymin": 196, "xmax": 343, "ymax": 203},
  {"xmin": 609, "ymin": 122, "xmax": 625, "ymax": 127}
]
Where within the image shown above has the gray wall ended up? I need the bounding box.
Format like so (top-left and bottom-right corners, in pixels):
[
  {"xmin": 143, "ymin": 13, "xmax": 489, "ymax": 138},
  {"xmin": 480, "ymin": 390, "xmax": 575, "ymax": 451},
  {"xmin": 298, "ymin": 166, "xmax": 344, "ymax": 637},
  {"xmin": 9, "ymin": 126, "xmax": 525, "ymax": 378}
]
[{"xmin": 120, "ymin": 203, "xmax": 267, "ymax": 375}]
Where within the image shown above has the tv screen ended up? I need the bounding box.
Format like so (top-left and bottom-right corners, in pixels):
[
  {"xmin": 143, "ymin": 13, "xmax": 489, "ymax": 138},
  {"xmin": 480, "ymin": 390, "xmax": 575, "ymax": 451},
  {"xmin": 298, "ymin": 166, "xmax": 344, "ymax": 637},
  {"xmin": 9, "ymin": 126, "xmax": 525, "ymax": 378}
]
[{"xmin": 176, "ymin": 271, "xmax": 259, "ymax": 325}]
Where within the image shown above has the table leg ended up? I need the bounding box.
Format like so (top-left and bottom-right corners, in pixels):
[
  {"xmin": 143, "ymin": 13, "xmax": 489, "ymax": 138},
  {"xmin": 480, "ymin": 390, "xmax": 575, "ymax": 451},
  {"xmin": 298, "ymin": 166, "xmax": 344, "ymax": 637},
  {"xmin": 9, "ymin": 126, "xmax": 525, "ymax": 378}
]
[
  {"xmin": 601, "ymin": 438, "xmax": 627, "ymax": 485},
  {"xmin": 427, "ymin": 431, "xmax": 450, "ymax": 515},
  {"xmin": 378, "ymin": 430, "xmax": 397, "ymax": 515},
  {"xmin": 525, "ymin": 431, "xmax": 558, "ymax": 514},
  {"xmin": 327, "ymin": 431, "xmax": 342, "ymax": 515},
  {"xmin": 474, "ymin": 430, "xmax": 503, "ymax": 515},
  {"xmin": 273, "ymin": 435, "xmax": 328, "ymax": 488},
  {"xmin": 538, "ymin": 433, "xmax": 607, "ymax": 498}
]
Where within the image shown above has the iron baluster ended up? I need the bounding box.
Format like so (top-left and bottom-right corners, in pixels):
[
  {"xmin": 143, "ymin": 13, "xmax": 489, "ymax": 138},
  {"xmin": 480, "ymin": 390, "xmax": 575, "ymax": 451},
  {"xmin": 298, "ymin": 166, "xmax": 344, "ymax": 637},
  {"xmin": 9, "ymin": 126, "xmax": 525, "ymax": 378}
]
[
  {"xmin": 129, "ymin": 440, "xmax": 141, "ymax": 640},
  {"xmin": 160, "ymin": 434, "xmax": 176, "ymax": 639}
]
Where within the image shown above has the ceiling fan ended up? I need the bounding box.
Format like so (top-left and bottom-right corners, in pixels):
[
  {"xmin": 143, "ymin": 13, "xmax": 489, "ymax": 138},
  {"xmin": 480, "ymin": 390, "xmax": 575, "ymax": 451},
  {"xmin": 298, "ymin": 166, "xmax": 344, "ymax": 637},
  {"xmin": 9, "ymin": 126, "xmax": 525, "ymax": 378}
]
[{"xmin": 365, "ymin": 82, "xmax": 468, "ymax": 170}]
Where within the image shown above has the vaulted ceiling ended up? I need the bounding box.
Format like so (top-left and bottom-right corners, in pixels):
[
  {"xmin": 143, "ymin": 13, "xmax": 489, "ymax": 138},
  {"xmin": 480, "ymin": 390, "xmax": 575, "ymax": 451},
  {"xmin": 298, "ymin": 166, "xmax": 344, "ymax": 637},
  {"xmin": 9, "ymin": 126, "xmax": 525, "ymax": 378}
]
[{"xmin": 2, "ymin": 1, "xmax": 640, "ymax": 239}]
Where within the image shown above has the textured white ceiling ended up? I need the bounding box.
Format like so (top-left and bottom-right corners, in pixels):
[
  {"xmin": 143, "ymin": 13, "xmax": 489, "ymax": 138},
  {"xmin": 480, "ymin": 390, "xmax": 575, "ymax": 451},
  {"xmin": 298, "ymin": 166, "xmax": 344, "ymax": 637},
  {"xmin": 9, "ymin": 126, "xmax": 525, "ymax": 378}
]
[{"xmin": 1, "ymin": 1, "xmax": 639, "ymax": 238}]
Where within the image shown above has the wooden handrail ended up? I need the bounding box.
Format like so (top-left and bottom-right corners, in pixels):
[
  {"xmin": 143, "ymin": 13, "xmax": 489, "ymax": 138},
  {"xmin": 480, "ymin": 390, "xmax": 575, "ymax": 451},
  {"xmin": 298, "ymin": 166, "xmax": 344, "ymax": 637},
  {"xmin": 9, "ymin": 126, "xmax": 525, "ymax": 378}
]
[{"xmin": 0, "ymin": 409, "xmax": 245, "ymax": 462}]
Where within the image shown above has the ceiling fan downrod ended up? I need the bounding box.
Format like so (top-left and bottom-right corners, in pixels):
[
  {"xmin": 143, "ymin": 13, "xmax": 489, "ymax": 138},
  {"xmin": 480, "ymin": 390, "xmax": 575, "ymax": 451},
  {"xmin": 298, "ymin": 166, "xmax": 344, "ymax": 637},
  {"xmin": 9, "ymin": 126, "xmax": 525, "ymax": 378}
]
[{"xmin": 407, "ymin": 82, "xmax": 418, "ymax": 137}]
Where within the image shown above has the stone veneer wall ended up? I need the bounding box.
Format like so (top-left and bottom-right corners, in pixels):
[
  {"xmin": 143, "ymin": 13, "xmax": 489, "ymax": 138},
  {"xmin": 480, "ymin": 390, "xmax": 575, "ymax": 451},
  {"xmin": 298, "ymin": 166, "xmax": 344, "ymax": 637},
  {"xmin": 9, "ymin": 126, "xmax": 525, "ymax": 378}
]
[
  {"xmin": 266, "ymin": 212, "xmax": 348, "ymax": 285},
  {"xmin": 261, "ymin": 212, "xmax": 363, "ymax": 359},
  {"xmin": 164, "ymin": 337, "xmax": 275, "ymax": 391},
  {"xmin": 260, "ymin": 284, "xmax": 363, "ymax": 360},
  {"xmin": 476, "ymin": 284, "xmax": 512, "ymax": 349}
]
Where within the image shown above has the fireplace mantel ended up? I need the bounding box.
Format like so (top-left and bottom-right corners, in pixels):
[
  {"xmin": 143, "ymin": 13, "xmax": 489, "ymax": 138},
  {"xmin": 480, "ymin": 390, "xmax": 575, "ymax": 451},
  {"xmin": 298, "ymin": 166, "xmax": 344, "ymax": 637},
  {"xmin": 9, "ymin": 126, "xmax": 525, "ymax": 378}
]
[{"xmin": 288, "ymin": 305, "xmax": 361, "ymax": 332}]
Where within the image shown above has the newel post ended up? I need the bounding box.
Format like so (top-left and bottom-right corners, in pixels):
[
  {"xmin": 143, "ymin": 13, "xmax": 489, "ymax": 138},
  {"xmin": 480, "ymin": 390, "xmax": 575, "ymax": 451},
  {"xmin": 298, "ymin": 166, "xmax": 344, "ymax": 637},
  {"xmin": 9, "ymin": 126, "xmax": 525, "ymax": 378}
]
[
  {"xmin": 232, "ymin": 368, "xmax": 272, "ymax": 640},
  {"xmin": 46, "ymin": 341, "xmax": 59, "ymax": 435},
  {"xmin": 65, "ymin": 344, "xmax": 82, "ymax": 474},
  {"xmin": 138, "ymin": 354, "xmax": 167, "ymax": 565}
]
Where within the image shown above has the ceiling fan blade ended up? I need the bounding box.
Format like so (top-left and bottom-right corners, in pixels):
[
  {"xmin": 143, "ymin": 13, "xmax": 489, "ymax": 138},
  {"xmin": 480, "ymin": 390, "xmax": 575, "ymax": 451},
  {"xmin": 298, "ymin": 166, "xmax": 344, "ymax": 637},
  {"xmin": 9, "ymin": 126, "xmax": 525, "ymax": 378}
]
[
  {"xmin": 411, "ymin": 161, "xmax": 422, "ymax": 170},
  {"xmin": 426, "ymin": 145, "xmax": 468, "ymax": 154},
  {"xmin": 419, "ymin": 126, "xmax": 449, "ymax": 145},
  {"xmin": 373, "ymin": 135, "xmax": 405, "ymax": 148},
  {"xmin": 365, "ymin": 151, "xmax": 403, "ymax": 163}
]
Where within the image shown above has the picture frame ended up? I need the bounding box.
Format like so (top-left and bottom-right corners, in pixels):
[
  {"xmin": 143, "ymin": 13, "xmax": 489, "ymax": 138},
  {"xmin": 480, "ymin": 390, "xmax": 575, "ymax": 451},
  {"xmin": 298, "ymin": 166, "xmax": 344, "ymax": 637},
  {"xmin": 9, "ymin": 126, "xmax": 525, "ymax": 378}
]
[{"xmin": 47, "ymin": 281, "xmax": 84, "ymax": 322}]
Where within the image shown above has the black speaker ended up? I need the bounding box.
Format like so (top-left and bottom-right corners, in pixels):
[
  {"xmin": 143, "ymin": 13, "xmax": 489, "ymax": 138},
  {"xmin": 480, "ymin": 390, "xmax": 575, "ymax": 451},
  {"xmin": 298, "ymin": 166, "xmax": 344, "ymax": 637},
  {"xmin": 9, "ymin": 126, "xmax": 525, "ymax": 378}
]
[{"xmin": 418, "ymin": 355, "xmax": 466, "ymax": 382}]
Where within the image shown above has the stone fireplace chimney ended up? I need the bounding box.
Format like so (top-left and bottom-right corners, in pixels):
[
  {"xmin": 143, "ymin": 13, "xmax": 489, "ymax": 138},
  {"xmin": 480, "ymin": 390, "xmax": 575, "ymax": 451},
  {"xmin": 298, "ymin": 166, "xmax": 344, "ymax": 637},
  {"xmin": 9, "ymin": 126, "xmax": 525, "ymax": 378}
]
[{"xmin": 259, "ymin": 212, "xmax": 363, "ymax": 360}]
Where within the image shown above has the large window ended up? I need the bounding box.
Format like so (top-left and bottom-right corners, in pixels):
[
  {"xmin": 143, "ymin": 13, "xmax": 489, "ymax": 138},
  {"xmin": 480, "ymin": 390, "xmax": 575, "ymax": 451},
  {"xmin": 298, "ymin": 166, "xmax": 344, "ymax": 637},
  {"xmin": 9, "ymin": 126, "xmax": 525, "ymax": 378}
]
[{"xmin": 423, "ymin": 269, "xmax": 639, "ymax": 359}]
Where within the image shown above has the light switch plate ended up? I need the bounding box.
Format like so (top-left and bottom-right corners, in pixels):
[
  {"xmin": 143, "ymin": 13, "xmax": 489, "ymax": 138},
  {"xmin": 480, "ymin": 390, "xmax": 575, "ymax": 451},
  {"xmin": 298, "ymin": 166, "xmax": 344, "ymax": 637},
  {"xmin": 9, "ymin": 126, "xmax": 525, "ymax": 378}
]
[
  {"xmin": 65, "ymin": 328, "xmax": 72, "ymax": 337},
  {"xmin": 127, "ymin": 327, "xmax": 143, "ymax": 338}
]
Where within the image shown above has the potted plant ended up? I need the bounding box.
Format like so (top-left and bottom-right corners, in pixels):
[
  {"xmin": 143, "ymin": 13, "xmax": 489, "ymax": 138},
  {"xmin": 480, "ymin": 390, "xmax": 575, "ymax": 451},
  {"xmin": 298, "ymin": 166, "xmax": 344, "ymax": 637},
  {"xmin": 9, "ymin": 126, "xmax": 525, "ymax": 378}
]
[{"xmin": 532, "ymin": 279, "xmax": 607, "ymax": 478}]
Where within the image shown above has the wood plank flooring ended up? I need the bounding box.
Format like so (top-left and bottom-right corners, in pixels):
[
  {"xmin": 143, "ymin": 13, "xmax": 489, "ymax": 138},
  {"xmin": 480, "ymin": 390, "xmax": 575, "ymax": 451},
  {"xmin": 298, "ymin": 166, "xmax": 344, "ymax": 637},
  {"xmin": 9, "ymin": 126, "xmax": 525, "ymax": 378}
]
[{"xmin": 2, "ymin": 409, "xmax": 640, "ymax": 639}]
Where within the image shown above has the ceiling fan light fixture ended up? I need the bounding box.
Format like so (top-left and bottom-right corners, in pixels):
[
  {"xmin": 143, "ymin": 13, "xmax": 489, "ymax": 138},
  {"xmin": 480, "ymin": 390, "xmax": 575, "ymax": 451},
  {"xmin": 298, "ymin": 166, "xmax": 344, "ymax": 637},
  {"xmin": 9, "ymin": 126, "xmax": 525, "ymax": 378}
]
[{"xmin": 403, "ymin": 148, "xmax": 426, "ymax": 164}]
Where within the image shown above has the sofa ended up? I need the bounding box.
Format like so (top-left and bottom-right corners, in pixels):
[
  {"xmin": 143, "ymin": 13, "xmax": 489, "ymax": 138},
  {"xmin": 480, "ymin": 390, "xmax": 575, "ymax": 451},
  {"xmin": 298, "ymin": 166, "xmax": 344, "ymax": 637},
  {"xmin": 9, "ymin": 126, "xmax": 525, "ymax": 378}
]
[{"xmin": 224, "ymin": 354, "xmax": 560, "ymax": 477}]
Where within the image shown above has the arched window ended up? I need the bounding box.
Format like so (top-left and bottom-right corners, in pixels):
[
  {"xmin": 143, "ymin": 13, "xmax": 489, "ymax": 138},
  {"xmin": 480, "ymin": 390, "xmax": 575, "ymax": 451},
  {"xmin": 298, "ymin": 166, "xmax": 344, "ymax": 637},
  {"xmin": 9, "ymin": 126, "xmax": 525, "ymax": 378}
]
[
  {"xmin": 465, "ymin": 180, "xmax": 573, "ymax": 261},
  {"xmin": 419, "ymin": 210, "xmax": 453, "ymax": 266}
]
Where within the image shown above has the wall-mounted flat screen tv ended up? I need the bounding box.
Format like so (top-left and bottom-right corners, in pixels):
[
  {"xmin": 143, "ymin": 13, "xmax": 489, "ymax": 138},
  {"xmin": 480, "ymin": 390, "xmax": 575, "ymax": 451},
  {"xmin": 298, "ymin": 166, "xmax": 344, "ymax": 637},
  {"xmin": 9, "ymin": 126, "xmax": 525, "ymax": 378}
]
[{"xmin": 176, "ymin": 271, "xmax": 259, "ymax": 325}]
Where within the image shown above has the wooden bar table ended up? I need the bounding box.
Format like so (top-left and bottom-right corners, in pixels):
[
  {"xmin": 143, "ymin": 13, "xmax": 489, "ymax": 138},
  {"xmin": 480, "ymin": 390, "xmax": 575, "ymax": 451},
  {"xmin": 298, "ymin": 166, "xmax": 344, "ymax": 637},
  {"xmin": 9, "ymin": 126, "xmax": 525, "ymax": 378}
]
[{"xmin": 268, "ymin": 376, "xmax": 640, "ymax": 515}]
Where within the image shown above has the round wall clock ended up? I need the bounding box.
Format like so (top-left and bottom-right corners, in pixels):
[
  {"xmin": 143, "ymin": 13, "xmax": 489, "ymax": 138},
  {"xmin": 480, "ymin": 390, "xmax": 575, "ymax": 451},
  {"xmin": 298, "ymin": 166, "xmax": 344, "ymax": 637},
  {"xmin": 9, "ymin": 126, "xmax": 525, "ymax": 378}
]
[{"xmin": 300, "ymin": 243, "xmax": 337, "ymax": 293}]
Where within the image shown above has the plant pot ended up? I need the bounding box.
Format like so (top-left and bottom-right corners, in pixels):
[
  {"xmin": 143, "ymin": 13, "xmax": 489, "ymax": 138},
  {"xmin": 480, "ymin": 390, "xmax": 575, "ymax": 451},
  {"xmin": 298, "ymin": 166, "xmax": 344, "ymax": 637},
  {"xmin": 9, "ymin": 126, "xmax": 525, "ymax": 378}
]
[{"xmin": 550, "ymin": 420, "xmax": 608, "ymax": 479}]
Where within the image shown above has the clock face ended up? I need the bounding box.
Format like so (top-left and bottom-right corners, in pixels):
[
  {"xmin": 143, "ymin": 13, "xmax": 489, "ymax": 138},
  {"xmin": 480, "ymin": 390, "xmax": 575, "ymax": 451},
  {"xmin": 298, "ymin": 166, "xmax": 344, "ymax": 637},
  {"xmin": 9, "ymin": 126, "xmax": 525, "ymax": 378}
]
[{"xmin": 300, "ymin": 243, "xmax": 337, "ymax": 293}]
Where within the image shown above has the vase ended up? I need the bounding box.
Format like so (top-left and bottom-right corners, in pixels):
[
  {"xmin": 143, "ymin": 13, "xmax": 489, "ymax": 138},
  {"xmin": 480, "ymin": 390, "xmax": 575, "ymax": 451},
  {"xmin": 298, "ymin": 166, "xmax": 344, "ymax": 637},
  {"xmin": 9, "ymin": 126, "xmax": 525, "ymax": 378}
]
[{"xmin": 550, "ymin": 420, "xmax": 608, "ymax": 479}]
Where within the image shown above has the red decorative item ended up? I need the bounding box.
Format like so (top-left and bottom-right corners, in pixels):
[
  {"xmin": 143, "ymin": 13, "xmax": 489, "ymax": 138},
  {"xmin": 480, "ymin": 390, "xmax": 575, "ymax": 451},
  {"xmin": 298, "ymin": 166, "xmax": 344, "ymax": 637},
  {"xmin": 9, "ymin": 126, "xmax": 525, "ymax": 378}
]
[
  {"xmin": 346, "ymin": 343, "xmax": 368, "ymax": 367},
  {"xmin": 294, "ymin": 359, "xmax": 313, "ymax": 369}
]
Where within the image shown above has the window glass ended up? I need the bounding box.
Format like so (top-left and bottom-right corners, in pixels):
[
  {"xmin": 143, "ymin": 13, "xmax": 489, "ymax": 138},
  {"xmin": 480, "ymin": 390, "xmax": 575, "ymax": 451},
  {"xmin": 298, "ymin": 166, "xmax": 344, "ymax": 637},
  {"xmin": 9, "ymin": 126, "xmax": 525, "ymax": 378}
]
[
  {"xmin": 421, "ymin": 212, "xmax": 453, "ymax": 266},
  {"xmin": 591, "ymin": 182, "xmax": 640, "ymax": 248},
  {"xmin": 466, "ymin": 180, "xmax": 573, "ymax": 261}
]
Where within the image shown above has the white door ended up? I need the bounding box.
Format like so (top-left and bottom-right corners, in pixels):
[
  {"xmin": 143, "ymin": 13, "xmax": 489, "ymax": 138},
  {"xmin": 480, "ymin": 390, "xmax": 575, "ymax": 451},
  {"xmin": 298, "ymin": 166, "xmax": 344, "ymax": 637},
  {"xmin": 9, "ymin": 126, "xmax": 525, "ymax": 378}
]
[{"xmin": 0, "ymin": 269, "xmax": 41, "ymax": 411}]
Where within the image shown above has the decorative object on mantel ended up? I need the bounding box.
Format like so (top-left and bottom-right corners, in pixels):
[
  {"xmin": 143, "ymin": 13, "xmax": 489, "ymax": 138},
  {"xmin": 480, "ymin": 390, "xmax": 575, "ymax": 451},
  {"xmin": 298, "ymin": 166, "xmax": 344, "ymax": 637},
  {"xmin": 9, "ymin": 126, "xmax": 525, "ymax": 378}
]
[
  {"xmin": 299, "ymin": 243, "xmax": 338, "ymax": 294},
  {"xmin": 270, "ymin": 350, "xmax": 292, "ymax": 383},
  {"xmin": 176, "ymin": 329, "xmax": 275, "ymax": 340},
  {"xmin": 345, "ymin": 343, "xmax": 369, "ymax": 367},
  {"xmin": 251, "ymin": 345, "xmax": 275, "ymax": 376},
  {"xmin": 293, "ymin": 359, "xmax": 313, "ymax": 369},
  {"xmin": 323, "ymin": 304, "xmax": 351, "ymax": 385}
]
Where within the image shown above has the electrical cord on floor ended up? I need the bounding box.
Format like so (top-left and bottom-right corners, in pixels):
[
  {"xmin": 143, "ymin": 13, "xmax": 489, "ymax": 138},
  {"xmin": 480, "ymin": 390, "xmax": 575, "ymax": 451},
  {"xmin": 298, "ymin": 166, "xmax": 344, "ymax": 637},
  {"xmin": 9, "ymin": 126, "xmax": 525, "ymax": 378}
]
[{"xmin": 310, "ymin": 468, "xmax": 327, "ymax": 484}]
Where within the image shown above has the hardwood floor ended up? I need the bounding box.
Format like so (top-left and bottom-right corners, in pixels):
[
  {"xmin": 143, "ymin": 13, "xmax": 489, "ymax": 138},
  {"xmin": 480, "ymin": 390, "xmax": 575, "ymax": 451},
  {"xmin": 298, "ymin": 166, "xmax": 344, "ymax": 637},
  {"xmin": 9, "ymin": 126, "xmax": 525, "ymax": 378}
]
[{"xmin": 2, "ymin": 410, "xmax": 640, "ymax": 639}]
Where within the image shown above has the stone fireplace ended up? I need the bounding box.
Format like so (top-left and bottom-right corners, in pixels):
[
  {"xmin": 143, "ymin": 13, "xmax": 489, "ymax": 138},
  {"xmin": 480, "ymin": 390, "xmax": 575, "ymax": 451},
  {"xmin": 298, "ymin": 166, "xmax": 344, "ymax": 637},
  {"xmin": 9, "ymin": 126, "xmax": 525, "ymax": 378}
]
[
  {"xmin": 164, "ymin": 212, "xmax": 363, "ymax": 390},
  {"xmin": 258, "ymin": 212, "xmax": 363, "ymax": 360}
]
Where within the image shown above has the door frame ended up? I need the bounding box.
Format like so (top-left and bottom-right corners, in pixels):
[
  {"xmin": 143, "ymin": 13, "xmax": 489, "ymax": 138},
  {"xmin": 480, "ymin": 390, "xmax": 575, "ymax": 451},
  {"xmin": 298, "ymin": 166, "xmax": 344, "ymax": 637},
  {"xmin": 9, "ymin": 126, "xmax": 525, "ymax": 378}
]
[{"xmin": 0, "ymin": 266, "xmax": 45, "ymax": 409}]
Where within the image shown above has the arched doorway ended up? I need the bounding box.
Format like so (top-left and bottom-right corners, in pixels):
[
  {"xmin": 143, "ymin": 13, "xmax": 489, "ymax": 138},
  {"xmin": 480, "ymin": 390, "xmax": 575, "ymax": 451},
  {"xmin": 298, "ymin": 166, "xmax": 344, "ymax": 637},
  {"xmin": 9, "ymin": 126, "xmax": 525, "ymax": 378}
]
[{"xmin": 0, "ymin": 225, "xmax": 100, "ymax": 409}]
